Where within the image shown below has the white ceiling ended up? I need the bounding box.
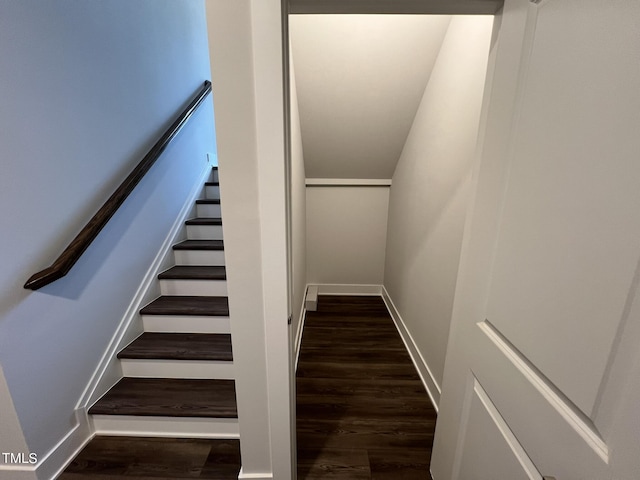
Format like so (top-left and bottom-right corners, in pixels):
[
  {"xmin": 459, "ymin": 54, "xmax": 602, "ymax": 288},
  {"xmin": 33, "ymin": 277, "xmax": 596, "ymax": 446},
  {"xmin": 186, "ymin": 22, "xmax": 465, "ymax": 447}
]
[{"xmin": 290, "ymin": 14, "xmax": 451, "ymax": 179}]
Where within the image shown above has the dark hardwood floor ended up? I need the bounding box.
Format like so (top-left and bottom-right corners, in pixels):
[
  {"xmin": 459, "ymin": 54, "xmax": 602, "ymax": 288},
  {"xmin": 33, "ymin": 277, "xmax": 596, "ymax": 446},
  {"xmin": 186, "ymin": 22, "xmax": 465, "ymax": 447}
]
[
  {"xmin": 117, "ymin": 333, "xmax": 233, "ymax": 361},
  {"xmin": 88, "ymin": 378, "xmax": 237, "ymax": 418},
  {"xmin": 297, "ymin": 295, "xmax": 437, "ymax": 479},
  {"xmin": 140, "ymin": 295, "xmax": 229, "ymax": 316},
  {"xmin": 62, "ymin": 295, "xmax": 434, "ymax": 479},
  {"xmin": 60, "ymin": 437, "xmax": 240, "ymax": 479}
]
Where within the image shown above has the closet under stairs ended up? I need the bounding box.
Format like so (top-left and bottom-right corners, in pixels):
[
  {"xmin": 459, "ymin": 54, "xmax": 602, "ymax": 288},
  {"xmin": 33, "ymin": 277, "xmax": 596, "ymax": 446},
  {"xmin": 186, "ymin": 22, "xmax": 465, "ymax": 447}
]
[{"xmin": 67, "ymin": 167, "xmax": 241, "ymax": 477}]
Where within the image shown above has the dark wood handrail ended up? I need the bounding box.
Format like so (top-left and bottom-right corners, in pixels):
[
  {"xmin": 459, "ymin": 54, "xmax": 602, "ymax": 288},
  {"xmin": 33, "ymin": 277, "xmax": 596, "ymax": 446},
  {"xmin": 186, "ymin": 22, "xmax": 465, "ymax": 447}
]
[{"xmin": 24, "ymin": 80, "xmax": 213, "ymax": 290}]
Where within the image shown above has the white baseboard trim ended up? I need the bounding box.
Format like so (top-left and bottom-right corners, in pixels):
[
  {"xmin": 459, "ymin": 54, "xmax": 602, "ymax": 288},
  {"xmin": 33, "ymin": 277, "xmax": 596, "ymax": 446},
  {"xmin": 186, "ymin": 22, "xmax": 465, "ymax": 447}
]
[
  {"xmin": 304, "ymin": 285, "xmax": 318, "ymax": 311},
  {"xmin": 305, "ymin": 178, "xmax": 392, "ymax": 186},
  {"xmin": 294, "ymin": 285, "xmax": 309, "ymax": 371},
  {"xmin": 0, "ymin": 410, "xmax": 95, "ymax": 480},
  {"xmin": 237, "ymin": 467, "xmax": 273, "ymax": 479},
  {"xmin": 381, "ymin": 286, "xmax": 441, "ymax": 412},
  {"xmin": 38, "ymin": 410, "xmax": 93, "ymax": 480},
  {"xmin": 0, "ymin": 467, "xmax": 37, "ymax": 480},
  {"xmin": 77, "ymin": 163, "xmax": 212, "ymax": 412},
  {"xmin": 314, "ymin": 284, "xmax": 383, "ymax": 296}
]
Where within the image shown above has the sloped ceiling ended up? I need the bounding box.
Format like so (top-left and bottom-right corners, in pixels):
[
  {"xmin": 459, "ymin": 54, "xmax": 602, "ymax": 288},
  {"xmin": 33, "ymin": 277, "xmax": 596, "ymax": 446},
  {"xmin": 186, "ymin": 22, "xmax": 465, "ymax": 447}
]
[{"xmin": 290, "ymin": 15, "xmax": 451, "ymax": 179}]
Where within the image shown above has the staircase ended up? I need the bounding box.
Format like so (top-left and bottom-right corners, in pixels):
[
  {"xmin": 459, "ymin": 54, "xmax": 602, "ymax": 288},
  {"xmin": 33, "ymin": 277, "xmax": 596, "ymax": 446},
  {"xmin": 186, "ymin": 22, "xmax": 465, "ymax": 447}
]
[{"xmin": 87, "ymin": 167, "xmax": 240, "ymax": 444}]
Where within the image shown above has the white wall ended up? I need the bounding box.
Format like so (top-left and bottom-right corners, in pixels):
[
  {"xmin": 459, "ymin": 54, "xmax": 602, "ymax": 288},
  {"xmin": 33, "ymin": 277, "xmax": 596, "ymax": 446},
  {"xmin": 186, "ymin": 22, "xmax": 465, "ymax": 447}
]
[
  {"xmin": 251, "ymin": 1, "xmax": 295, "ymax": 477},
  {"xmin": 206, "ymin": 2, "xmax": 271, "ymax": 476},
  {"xmin": 207, "ymin": 1, "xmax": 293, "ymax": 478},
  {"xmin": 290, "ymin": 47, "xmax": 308, "ymax": 339},
  {"xmin": 290, "ymin": 15, "xmax": 450, "ymax": 179},
  {"xmin": 383, "ymin": 16, "xmax": 493, "ymax": 404},
  {"xmin": 0, "ymin": 366, "xmax": 31, "ymax": 477},
  {"xmin": 0, "ymin": 0, "xmax": 214, "ymax": 468},
  {"xmin": 307, "ymin": 186, "xmax": 389, "ymax": 286}
]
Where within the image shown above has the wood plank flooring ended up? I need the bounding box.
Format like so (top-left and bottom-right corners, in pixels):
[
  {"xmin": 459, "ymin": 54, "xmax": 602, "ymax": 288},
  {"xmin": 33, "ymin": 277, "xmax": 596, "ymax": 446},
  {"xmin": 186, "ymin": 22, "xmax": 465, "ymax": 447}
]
[
  {"xmin": 60, "ymin": 437, "xmax": 240, "ymax": 480},
  {"xmin": 158, "ymin": 265, "xmax": 227, "ymax": 280},
  {"xmin": 88, "ymin": 378, "xmax": 237, "ymax": 418},
  {"xmin": 62, "ymin": 295, "xmax": 434, "ymax": 479},
  {"xmin": 118, "ymin": 333, "xmax": 233, "ymax": 361},
  {"xmin": 185, "ymin": 217, "xmax": 223, "ymax": 226},
  {"xmin": 172, "ymin": 240, "xmax": 224, "ymax": 251},
  {"xmin": 140, "ymin": 296, "xmax": 229, "ymax": 316},
  {"xmin": 297, "ymin": 295, "xmax": 437, "ymax": 479}
]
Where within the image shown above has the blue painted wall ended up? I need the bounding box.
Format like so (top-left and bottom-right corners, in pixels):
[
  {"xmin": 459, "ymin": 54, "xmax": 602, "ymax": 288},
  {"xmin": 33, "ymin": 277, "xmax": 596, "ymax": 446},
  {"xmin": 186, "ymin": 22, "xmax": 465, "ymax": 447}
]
[{"xmin": 0, "ymin": 0, "xmax": 215, "ymax": 456}]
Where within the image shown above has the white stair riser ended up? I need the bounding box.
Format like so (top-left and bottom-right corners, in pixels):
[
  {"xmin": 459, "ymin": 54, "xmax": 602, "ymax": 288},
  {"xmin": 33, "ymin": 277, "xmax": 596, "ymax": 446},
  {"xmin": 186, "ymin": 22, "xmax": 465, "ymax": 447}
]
[
  {"xmin": 197, "ymin": 203, "xmax": 221, "ymax": 217},
  {"xmin": 142, "ymin": 315, "xmax": 231, "ymax": 334},
  {"xmin": 187, "ymin": 224, "xmax": 223, "ymax": 240},
  {"xmin": 212, "ymin": 169, "xmax": 219, "ymax": 183},
  {"xmin": 205, "ymin": 185, "xmax": 220, "ymax": 199},
  {"xmin": 92, "ymin": 415, "xmax": 239, "ymax": 438},
  {"xmin": 120, "ymin": 359, "xmax": 234, "ymax": 379},
  {"xmin": 160, "ymin": 279, "xmax": 227, "ymax": 296},
  {"xmin": 174, "ymin": 249, "xmax": 225, "ymax": 266}
]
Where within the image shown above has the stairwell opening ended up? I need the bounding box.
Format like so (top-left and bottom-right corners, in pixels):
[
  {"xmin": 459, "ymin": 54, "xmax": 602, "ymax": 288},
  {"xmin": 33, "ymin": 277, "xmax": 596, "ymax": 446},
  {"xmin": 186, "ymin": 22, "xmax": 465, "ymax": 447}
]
[{"xmin": 287, "ymin": 8, "xmax": 496, "ymax": 478}]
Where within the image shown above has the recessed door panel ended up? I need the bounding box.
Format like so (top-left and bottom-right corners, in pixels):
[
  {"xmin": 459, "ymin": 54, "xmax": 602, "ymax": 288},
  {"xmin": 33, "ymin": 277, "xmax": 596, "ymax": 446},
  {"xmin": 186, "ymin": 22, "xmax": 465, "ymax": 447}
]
[
  {"xmin": 432, "ymin": 1, "xmax": 640, "ymax": 479},
  {"xmin": 457, "ymin": 378, "xmax": 539, "ymax": 480},
  {"xmin": 474, "ymin": 321, "xmax": 608, "ymax": 478},
  {"xmin": 484, "ymin": 0, "xmax": 640, "ymax": 417}
]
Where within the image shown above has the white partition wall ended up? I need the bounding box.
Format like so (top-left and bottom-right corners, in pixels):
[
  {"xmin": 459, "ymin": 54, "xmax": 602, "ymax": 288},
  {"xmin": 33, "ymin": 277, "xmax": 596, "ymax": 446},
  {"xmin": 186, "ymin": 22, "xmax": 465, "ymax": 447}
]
[
  {"xmin": 306, "ymin": 185, "xmax": 390, "ymax": 286},
  {"xmin": 383, "ymin": 15, "xmax": 494, "ymax": 406},
  {"xmin": 207, "ymin": 1, "xmax": 293, "ymax": 478}
]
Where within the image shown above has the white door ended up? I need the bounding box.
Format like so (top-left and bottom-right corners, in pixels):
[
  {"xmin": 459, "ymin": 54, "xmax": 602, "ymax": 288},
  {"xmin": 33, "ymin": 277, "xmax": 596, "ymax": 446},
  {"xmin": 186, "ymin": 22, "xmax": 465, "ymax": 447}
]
[{"xmin": 431, "ymin": 1, "xmax": 640, "ymax": 479}]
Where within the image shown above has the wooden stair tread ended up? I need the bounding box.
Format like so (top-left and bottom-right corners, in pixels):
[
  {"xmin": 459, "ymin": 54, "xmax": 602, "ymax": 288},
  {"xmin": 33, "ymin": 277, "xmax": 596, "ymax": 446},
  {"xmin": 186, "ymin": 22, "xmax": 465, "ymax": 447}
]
[
  {"xmin": 205, "ymin": 181, "xmax": 220, "ymax": 186},
  {"xmin": 118, "ymin": 333, "xmax": 232, "ymax": 361},
  {"xmin": 61, "ymin": 437, "xmax": 240, "ymax": 480},
  {"xmin": 158, "ymin": 265, "xmax": 226, "ymax": 280},
  {"xmin": 172, "ymin": 240, "xmax": 224, "ymax": 251},
  {"xmin": 196, "ymin": 198, "xmax": 221, "ymax": 205},
  {"xmin": 89, "ymin": 378, "xmax": 237, "ymax": 418},
  {"xmin": 185, "ymin": 217, "xmax": 222, "ymax": 226},
  {"xmin": 140, "ymin": 296, "xmax": 229, "ymax": 316}
]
